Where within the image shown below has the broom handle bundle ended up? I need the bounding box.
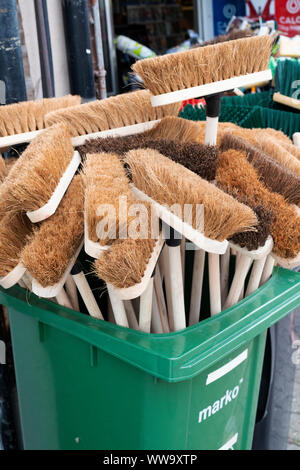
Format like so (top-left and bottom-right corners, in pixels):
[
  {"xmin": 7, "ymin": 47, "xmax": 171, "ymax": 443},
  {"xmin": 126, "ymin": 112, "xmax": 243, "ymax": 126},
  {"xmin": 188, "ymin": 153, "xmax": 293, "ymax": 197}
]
[
  {"xmin": 189, "ymin": 248, "xmax": 205, "ymax": 325},
  {"xmin": 124, "ymin": 300, "xmax": 139, "ymax": 330},
  {"xmin": 159, "ymin": 244, "xmax": 174, "ymax": 331},
  {"xmin": 153, "ymin": 266, "xmax": 170, "ymax": 333}
]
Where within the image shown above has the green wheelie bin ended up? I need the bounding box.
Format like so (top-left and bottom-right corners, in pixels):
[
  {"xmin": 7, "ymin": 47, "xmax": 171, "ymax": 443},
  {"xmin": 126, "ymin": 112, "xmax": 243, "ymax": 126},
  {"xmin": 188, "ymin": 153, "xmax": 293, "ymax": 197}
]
[{"xmin": 1, "ymin": 267, "xmax": 300, "ymax": 450}]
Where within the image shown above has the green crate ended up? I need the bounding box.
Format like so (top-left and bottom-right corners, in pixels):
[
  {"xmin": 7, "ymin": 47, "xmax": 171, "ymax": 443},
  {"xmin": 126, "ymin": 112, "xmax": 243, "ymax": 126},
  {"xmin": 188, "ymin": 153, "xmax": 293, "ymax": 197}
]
[{"xmin": 1, "ymin": 267, "xmax": 300, "ymax": 450}]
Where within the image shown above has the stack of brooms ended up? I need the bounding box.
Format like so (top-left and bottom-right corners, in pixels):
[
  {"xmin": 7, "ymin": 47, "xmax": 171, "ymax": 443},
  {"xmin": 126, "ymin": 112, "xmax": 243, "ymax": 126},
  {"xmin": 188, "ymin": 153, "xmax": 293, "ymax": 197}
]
[{"xmin": 1, "ymin": 31, "xmax": 300, "ymax": 334}]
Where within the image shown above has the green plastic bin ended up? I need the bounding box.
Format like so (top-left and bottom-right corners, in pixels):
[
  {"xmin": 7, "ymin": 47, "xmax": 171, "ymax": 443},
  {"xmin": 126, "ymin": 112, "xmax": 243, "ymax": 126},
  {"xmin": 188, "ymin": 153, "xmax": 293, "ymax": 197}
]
[{"xmin": 1, "ymin": 267, "xmax": 300, "ymax": 450}]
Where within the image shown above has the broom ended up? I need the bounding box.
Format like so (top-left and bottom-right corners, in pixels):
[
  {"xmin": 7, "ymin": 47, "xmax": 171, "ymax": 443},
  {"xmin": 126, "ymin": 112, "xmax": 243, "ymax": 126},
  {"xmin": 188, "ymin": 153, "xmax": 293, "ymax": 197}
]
[
  {"xmin": 95, "ymin": 232, "xmax": 164, "ymax": 332},
  {"xmin": 124, "ymin": 148, "xmax": 257, "ymax": 318},
  {"xmin": 0, "ymin": 95, "xmax": 81, "ymax": 151},
  {"xmin": 45, "ymin": 90, "xmax": 180, "ymax": 147},
  {"xmin": 21, "ymin": 175, "xmax": 103, "ymax": 319},
  {"xmin": 82, "ymin": 152, "xmax": 165, "ymax": 330},
  {"xmin": 216, "ymin": 149, "xmax": 300, "ymax": 279},
  {"xmin": 0, "ymin": 124, "xmax": 81, "ymax": 223},
  {"xmin": 132, "ymin": 34, "xmax": 273, "ymax": 146}
]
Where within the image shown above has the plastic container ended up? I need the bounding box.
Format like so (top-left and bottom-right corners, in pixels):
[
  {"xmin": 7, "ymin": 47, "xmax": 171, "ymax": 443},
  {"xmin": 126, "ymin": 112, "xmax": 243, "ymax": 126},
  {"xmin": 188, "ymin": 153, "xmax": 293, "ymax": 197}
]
[{"xmin": 1, "ymin": 267, "xmax": 300, "ymax": 450}]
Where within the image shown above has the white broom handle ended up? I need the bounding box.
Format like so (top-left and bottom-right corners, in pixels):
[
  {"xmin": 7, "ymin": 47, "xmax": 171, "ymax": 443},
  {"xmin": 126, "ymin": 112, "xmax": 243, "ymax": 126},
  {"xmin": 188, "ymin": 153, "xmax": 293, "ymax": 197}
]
[
  {"xmin": 220, "ymin": 247, "xmax": 230, "ymax": 307},
  {"xmin": 139, "ymin": 276, "xmax": 154, "ymax": 333},
  {"xmin": 151, "ymin": 289, "xmax": 164, "ymax": 334},
  {"xmin": 167, "ymin": 244, "xmax": 186, "ymax": 331},
  {"xmin": 72, "ymin": 270, "xmax": 103, "ymax": 320},
  {"xmin": 189, "ymin": 248, "xmax": 205, "ymax": 326},
  {"xmin": 223, "ymin": 255, "xmax": 252, "ymax": 310},
  {"xmin": 205, "ymin": 116, "xmax": 219, "ymax": 145},
  {"xmin": 159, "ymin": 244, "xmax": 174, "ymax": 330},
  {"xmin": 124, "ymin": 300, "xmax": 139, "ymax": 330},
  {"xmin": 107, "ymin": 285, "xmax": 129, "ymax": 328},
  {"xmin": 154, "ymin": 266, "xmax": 170, "ymax": 333},
  {"xmin": 65, "ymin": 274, "xmax": 80, "ymax": 311},
  {"xmin": 260, "ymin": 254, "xmax": 275, "ymax": 286},
  {"xmin": 56, "ymin": 287, "xmax": 74, "ymax": 309},
  {"xmin": 293, "ymin": 132, "xmax": 300, "ymax": 148},
  {"xmin": 245, "ymin": 257, "xmax": 266, "ymax": 297},
  {"xmin": 208, "ymin": 253, "xmax": 221, "ymax": 316}
]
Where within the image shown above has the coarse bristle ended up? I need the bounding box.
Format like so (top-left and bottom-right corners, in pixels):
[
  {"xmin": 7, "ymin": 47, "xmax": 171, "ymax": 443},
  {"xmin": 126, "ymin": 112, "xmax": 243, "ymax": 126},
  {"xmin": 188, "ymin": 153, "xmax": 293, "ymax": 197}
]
[
  {"xmin": 0, "ymin": 95, "xmax": 80, "ymax": 137},
  {"xmin": 21, "ymin": 175, "xmax": 84, "ymax": 287},
  {"xmin": 79, "ymin": 135, "xmax": 217, "ymax": 181},
  {"xmin": 144, "ymin": 116, "xmax": 204, "ymax": 143},
  {"xmin": 279, "ymin": 140, "xmax": 300, "ymax": 161},
  {"xmin": 220, "ymin": 133, "xmax": 300, "ymax": 205},
  {"xmin": 217, "ymin": 149, "xmax": 300, "ymax": 259},
  {"xmin": 45, "ymin": 90, "xmax": 180, "ymax": 137},
  {"xmin": 132, "ymin": 35, "xmax": 273, "ymax": 96},
  {"xmin": 253, "ymin": 133, "xmax": 300, "ymax": 178},
  {"xmin": 82, "ymin": 153, "xmax": 133, "ymax": 244},
  {"xmin": 124, "ymin": 148, "xmax": 257, "ymax": 241},
  {"xmin": 0, "ymin": 155, "xmax": 7, "ymax": 183},
  {"xmin": 0, "ymin": 212, "xmax": 33, "ymax": 277},
  {"xmin": 0, "ymin": 124, "xmax": 74, "ymax": 215},
  {"xmin": 94, "ymin": 209, "xmax": 156, "ymax": 289},
  {"xmin": 4, "ymin": 157, "xmax": 18, "ymax": 174},
  {"xmin": 219, "ymin": 188, "xmax": 272, "ymax": 251}
]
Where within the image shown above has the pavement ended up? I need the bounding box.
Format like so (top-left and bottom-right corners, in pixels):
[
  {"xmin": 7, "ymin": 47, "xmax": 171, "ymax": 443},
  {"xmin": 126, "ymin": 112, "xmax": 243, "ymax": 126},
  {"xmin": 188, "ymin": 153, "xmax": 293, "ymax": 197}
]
[{"xmin": 288, "ymin": 364, "xmax": 300, "ymax": 450}]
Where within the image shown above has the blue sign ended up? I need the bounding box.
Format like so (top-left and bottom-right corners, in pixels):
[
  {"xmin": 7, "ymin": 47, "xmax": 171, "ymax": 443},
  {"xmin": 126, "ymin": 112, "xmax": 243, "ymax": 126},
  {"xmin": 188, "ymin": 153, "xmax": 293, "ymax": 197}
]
[{"xmin": 213, "ymin": 0, "xmax": 246, "ymax": 36}]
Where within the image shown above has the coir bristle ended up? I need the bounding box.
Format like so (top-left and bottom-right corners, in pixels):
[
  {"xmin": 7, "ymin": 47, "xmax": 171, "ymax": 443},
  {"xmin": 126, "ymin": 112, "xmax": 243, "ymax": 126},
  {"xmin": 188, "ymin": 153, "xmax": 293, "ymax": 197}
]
[
  {"xmin": 45, "ymin": 90, "xmax": 180, "ymax": 137},
  {"xmin": 79, "ymin": 135, "xmax": 217, "ymax": 182},
  {"xmin": 82, "ymin": 152, "xmax": 134, "ymax": 245},
  {"xmin": 0, "ymin": 95, "xmax": 80, "ymax": 137},
  {"xmin": 217, "ymin": 149, "xmax": 300, "ymax": 259},
  {"xmin": 132, "ymin": 35, "xmax": 273, "ymax": 96},
  {"xmin": 124, "ymin": 148, "xmax": 257, "ymax": 241},
  {"xmin": 0, "ymin": 212, "xmax": 34, "ymax": 278},
  {"xmin": 0, "ymin": 124, "xmax": 74, "ymax": 215},
  {"xmin": 220, "ymin": 133, "xmax": 300, "ymax": 205},
  {"xmin": 21, "ymin": 175, "xmax": 84, "ymax": 287}
]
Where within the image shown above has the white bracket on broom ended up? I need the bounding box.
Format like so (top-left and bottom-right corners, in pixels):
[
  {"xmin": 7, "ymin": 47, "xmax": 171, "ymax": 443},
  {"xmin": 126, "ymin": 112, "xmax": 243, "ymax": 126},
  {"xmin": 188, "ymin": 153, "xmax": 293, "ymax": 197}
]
[
  {"xmin": 71, "ymin": 120, "xmax": 160, "ymax": 147},
  {"xmin": 150, "ymin": 70, "xmax": 272, "ymax": 107},
  {"xmin": 131, "ymin": 185, "xmax": 228, "ymax": 255},
  {"xmin": 0, "ymin": 263, "xmax": 27, "ymax": 289},
  {"xmin": 293, "ymin": 133, "xmax": 300, "ymax": 148},
  {"xmin": 0, "ymin": 120, "xmax": 160, "ymax": 152},
  {"xmin": 31, "ymin": 240, "xmax": 83, "ymax": 298},
  {"xmin": 229, "ymin": 235, "xmax": 274, "ymax": 260},
  {"xmin": 84, "ymin": 214, "xmax": 109, "ymax": 259},
  {"xmin": 26, "ymin": 151, "xmax": 81, "ymax": 223}
]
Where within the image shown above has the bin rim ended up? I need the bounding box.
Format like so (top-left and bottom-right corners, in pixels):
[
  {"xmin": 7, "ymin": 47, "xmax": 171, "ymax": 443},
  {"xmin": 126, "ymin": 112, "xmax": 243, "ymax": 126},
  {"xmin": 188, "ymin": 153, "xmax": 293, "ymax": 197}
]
[{"xmin": 1, "ymin": 267, "xmax": 300, "ymax": 383}]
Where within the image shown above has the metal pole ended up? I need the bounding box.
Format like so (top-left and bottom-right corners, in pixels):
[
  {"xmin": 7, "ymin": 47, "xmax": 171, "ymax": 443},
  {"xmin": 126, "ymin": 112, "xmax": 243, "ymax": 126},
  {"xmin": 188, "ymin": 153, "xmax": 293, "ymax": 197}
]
[
  {"xmin": 103, "ymin": 0, "xmax": 118, "ymax": 95},
  {"xmin": 0, "ymin": 0, "xmax": 27, "ymax": 104},
  {"xmin": 92, "ymin": 0, "xmax": 107, "ymax": 99},
  {"xmin": 34, "ymin": 0, "xmax": 55, "ymax": 97}
]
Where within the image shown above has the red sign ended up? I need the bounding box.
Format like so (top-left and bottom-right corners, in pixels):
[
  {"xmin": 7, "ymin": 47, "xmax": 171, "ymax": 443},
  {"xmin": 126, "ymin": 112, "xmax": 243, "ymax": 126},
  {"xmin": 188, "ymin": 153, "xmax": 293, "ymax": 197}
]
[{"xmin": 275, "ymin": 0, "xmax": 300, "ymax": 37}]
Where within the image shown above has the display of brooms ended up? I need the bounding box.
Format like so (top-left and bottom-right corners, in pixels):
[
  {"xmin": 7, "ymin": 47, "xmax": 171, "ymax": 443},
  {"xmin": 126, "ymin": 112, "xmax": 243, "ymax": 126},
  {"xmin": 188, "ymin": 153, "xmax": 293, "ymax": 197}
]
[{"xmin": 1, "ymin": 31, "xmax": 300, "ymax": 333}]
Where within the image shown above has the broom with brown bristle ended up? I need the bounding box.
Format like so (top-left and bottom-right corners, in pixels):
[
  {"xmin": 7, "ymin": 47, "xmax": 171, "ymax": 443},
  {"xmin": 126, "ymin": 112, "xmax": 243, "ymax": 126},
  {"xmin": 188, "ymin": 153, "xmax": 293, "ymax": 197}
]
[
  {"xmin": 82, "ymin": 152, "xmax": 134, "ymax": 257},
  {"xmin": 0, "ymin": 212, "xmax": 34, "ymax": 289},
  {"xmin": 216, "ymin": 149, "xmax": 300, "ymax": 278},
  {"xmin": 0, "ymin": 124, "xmax": 81, "ymax": 222},
  {"xmin": 82, "ymin": 152, "xmax": 165, "ymax": 330},
  {"xmin": 95, "ymin": 226, "xmax": 165, "ymax": 332},
  {"xmin": 45, "ymin": 90, "xmax": 180, "ymax": 147},
  {"xmin": 21, "ymin": 175, "xmax": 102, "ymax": 318},
  {"xmin": 0, "ymin": 155, "xmax": 7, "ymax": 183},
  {"xmin": 132, "ymin": 34, "xmax": 273, "ymax": 146},
  {"xmin": 124, "ymin": 148, "xmax": 258, "ymax": 318},
  {"xmin": 0, "ymin": 95, "xmax": 81, "ymax": 151}
]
